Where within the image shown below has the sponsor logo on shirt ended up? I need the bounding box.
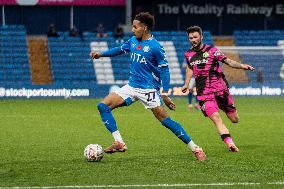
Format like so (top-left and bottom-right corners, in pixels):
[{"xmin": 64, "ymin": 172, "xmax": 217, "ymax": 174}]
[
  {"xmin": 131, "ymin": 52, "xmax": 147, "ymax": 64},
  {"xmin": 189, "ymin": 59, "xmax": 208, "ymax": 66}
]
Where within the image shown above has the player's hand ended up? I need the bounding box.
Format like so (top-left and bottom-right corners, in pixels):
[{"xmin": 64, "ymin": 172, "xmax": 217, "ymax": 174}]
[
  {"xmin": 181, "ymin": 84, "xmax": 189, "ymax": 93},
  {"xmin": 242, "ymin": 64, "xmax": 255, "ymax": 71},
  {"xmin": 162, "ymin": 95, "xmax": 176, "ymax": 111},
  {"xmin": 90, "ymin": 51, "xmax": 101, "ymax": 59}
]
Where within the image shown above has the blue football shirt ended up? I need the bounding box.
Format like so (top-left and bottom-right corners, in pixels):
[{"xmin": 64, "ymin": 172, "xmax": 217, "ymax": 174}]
[{"xmin": 101, "ymin": 36, "xmax": 169, "ymax": 90}]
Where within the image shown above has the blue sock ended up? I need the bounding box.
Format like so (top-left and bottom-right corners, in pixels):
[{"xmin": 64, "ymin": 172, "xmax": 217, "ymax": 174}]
[
  {"xmin": 97, "ymin": 103, "xmax": 117, "ymax": 133},
  {"xmin": 195, "ymin": 95, "xmax": 198, "ymax": 103},
  {"xmin": 188, "ymin": 92, "xmax": 193, "ymax": 104},
  {"xmin": 161, "ymin": 117, "xmax": 191, "ymax": 144}
]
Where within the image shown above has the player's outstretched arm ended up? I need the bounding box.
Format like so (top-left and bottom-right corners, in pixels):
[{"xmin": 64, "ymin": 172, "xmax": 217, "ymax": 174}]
[
  {"xmin": 223, "ymin": 58, "xmax": 255, "ymax": 71},
  {"xmin": 90, "ymin": 40, "xmax": 130, "ymax": 60}
]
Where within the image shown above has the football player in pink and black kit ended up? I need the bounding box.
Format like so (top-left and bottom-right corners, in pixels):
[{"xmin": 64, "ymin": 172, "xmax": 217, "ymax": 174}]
[{"xmin": 182, "ymin": 26, "xmax": 255, "ymax": 152}]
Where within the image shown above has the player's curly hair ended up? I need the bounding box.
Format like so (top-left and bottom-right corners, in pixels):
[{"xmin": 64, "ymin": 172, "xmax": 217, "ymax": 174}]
[
  {"xmin": 186, "ymin": 26, "xmax": 203, "ymax": 35},
  {"xmin": 134, "ymin": 12, "xmax": 155, "ymax": 31}
]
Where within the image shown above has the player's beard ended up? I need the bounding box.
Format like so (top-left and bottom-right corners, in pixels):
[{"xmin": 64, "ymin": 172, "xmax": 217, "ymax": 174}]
[{"xmin": 192, "ymin": 41, "xmax": 202, "ymax": 51}]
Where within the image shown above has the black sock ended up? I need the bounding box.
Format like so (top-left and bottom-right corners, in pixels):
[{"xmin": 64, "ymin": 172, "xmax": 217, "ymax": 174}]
[{"xmin": 220, "ymin": 134, "xmax": 231, "ymax": 141}]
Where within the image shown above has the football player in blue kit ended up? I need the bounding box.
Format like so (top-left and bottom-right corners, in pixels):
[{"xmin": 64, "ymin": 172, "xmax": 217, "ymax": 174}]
[{"xmin": 90, "ymin": 12, "xmax": 206, "ymax": 161}]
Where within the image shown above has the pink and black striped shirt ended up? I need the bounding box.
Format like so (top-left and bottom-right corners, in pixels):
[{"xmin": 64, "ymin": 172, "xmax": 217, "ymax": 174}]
[{"xmin": 184, "ymin": 44, "xmax": 229, "ymax": 96}]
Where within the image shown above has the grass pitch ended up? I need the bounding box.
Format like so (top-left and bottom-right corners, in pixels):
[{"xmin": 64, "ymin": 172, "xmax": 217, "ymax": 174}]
[{"xmin": 0, "ymin": 97, "xmax": 283, "ymax": 188}]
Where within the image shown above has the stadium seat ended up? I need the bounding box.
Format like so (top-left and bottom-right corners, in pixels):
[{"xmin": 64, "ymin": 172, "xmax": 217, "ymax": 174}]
[
  {"xmin": 0, "ymin": 25, "xmax": 31, "ymax": 85},
  {"xmin": 233, "ymin": 30, "xmax": 284, "ymax": 83}
]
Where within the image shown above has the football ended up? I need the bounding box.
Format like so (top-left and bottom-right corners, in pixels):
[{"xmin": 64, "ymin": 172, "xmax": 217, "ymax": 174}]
[{"xmin": 84, "ymin": 144, "xmax": 104, "ymax": 162}]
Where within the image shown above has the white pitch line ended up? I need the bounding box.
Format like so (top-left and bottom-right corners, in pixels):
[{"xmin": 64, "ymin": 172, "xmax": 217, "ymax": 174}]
[
  {"xmin": 1, "ymin": 182, "xmax": 284, "ymax": 189},
  {"xmin": 268, "ymin": 182, "xmax": 284, "ymax": 185}
]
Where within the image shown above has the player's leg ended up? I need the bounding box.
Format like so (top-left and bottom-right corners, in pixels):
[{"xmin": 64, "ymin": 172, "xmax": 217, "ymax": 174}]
[
  {"xmin": 208, "ymin": 111, "xmax": 229, "ymax": 135},
  {"xmin": 187, "ymin": 92, "xmax": 194, "ymax": 111},
  {"xmin": 139, "ymin": 89, "xmax": 206, "ymax": 160},
  {"xmin": 226, "ymin": 111, "xmax": 239, "ymax": 123},
  {"xmin": 216, "ymin": 90, "xmax": 239, "ymax": 124},
  {"xmin": 192, "ymin": 87, "xmax": 200, "ymax": 110},
  {"xmin": 201, "ymin": 95, "xmax": 239, "ymax": 152},
  {"xmin": 208, "ymin": 112, "xmax": 239, "ymax": 152},
  {"xmin": 137, "ymin": 89, "xmax": 206, "ymax": 160},
  {"xmin": 151, "ymin": 106, "xmax": 206, "ymax": 161},
  {"xmin": 97, "ymin": 92, "xmax": 127, "ymax": 153},
  {"xmin": 187, "ymin": 78, "xmax": 195, "ymax": 111},
  {"xmin": 97, "ymin": 85, "xmax": 135, "ymax": 153},
  {"xmin": 216, "ymin": 91, "xmax": 239, "ymax": 152},
  {"xmin": 223, "ymin": 92, "xmax": 239, "ymax": 123}
]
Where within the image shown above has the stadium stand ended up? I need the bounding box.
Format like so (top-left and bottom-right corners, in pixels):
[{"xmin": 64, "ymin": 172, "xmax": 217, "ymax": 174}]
[
  {"xmin": 234, "ymin": 30, "xmax": 284, "ymax": 83},
  {"xmin": 1, "ymin": 24, "xmax": 283, "ymax": 89},
  {"xmin": 48, "ymin": 32, "xmax": 97, "ymax": 86},
  {"xmin": 234, "ymin": 30, "xmax": 284, "ymax": 46},
  {"xmin": 107, "ymin": 36, "xmax": 130, "ymax": 84},
  {"xmin": 0, "ymin": 25, "xmax": 31, "ymax": 86}
]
